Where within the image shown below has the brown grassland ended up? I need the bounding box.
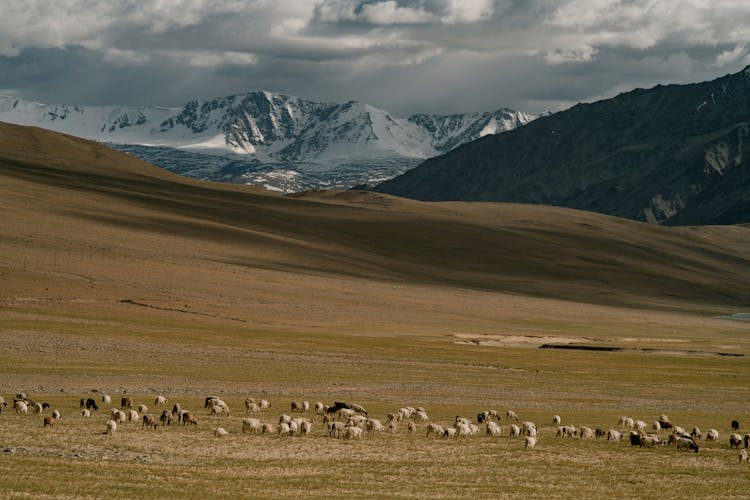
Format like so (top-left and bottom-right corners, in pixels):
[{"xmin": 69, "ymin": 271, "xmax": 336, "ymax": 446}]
[{"xmin": 1, "ymin": 122, "xmax": 750, "ymax": 498}]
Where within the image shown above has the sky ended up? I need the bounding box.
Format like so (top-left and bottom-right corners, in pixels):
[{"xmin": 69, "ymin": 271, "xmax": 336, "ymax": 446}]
[{"xmin": 2, "ymin": 0, "xmax": 750, "ymax": 116}]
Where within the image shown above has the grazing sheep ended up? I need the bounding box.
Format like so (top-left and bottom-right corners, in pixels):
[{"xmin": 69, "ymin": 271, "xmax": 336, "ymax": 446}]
[
  {"xmin": 640, "ymin": 435, "xmax": 661, "ymax": 448},
  {"xmin": 106, "ymin": 420, "xmax": 117, "ymax": 435},
  {"xmin": 43, "ymin": 416, "xmax": 57, "ymax": 427},
  {"xmin": 387, "ymin": 420, "xmax": 398, "ymax": 434},
  {"xmin": 366, "ymin": 419, "xmax": 384, "ymax": 433},
  {"xmin": 509, "ymin": 424, "xmax": 521, "ymax": 438},
  {"xmin": 523, "ymin": 421, "xmax": 537, "ymax": 437},
  {"xmin": 740, "ymin": 449, "xmax": 749, "ymax": 464},
  {"xmin": 346, "ymin": 426, "xmax": 364, "ymax": 439},
  {"xmin": 0, "ymin": 396, "xmax": 6, "ymax": 408},
  {"xmin": 116, "ymin": 410, "xmax": 126, "ymax": 423},
  {"xmin": 246, "ymin": 403, "xmax": 260, "ymax": 414},
  {"xmin": 488, "ymin": 410, "xmax": 500, "ymax": 421},
  {"xmin": 204, "ymin": 396, "xmax": 220, "ymax": 408},
  {"xmin": 328, "ymin": 421, "xmax": 344, "ymax": 438},
  {"xmin": 242, "ymin": 418, "xmax": 263, "ymax": 434},
  {"xmin": 506, "ymin": 410, "xmax": 519, "ymax": 421},
  {"xmin": 314, "ymin": 402, "xmax": 325, "ymax": 415},
  {"xmin": 154, "ymin": 396, "xmax": 167, "ymax": 406},
  {"xmin": 676, "ymin": 436, "xmax": 699, "ymax": 453},
  {"xmin": 259, "ymin": 399, "xmax": 270, "ymax": 410},
  {"xmin": 730, "ymin": 433, "xmax": 743, "ymax": 448},
  {"xmin": 279, "ymin": 414, "xmax": 292, "ymax": 426},
  {"xmin": 301, "ymin": 401, "xmax": 310, "ymax": 413},
  {"xmin": 289, "ymin": 420, "xmax": 299, "ymax": 436},
  {"xmin": 667, "ymin": 434, "xmax": 679, "ymax": 447},
  {"xmin": 477, "ymin": 411, "xmax": 489, "ymax": 424},
  {"xmin": 214, "ymin": 427, "xmax": 228, "ymax": 438},
  {"xmin": 111, "ymin": 408, "xmax": 122, "ymax": 420},
  {"xmin": 278, "ymin": 422, "xmax": 292, "ymax": 437},
  {"xmin": 595, "ymin": 428, "xmax": 606, "ymax": 439},
  {"xmin": 617, "ymin": 416, "xmax": 628, "ymax": 428},
  {"xmin": 658, "ymin": 415, "xmax": 673, "ymax": 429},
  {"xmin": 102, "ymin": 394, "xmax": 112, "ymax": 404},
  {"xmin": 338, "ymin": 408, "xmax": 355, "ymax": 420},
  {"xmin": 121, "ymin": 397, "xmax": 132, "ymax": 409},
  {"xmin": 634, "ymin": 420, "xmax": 647, "ymax": 433},
  {"xmin": 607, "ymin": 430, "xmax": 621, "ymax": 442},
  {"xmin": 486, "ymin": 421, "xmax": 502, "ymax": 437},
  {"xmin": 624, "ymin": 417, "xmax": 635, "ymax": 429},
  {"xmin": 426, "ymin": 423, "xmax": 444, "ymax": 437},
  {"xmin": 138, "ymin": 404, "xmax": 148, "ymax": 414},
  {"xmin": 652, "ymin": 421, "xmax": 661, "ymax": 433},
  {"xmin": 706, "ymin": 428, "xmax": 719, "ymax": 442},
  {"xmin": 347, "ymin": 415, "xmax": 367, "ymax": 428},
  {"xmin": 408, "ymin": 422, "xmax": 416, "ymax": 434},
  {"xmin": 443, "ymin": 427, "xmax": 457, "ymax": 438},
  {"xmin": 629, "ymin": 432, "xmax": 642, "ymax": 447},
  {"xmin": 211, "ymin": 404, "xmax": 229, "ymax": 417},
  {"xmin": 160, "ymin": 410, "xmax": 172, "ymax": 426},
  {"xmin": 14, "ymin": 401, "xmax": 28, "ymax": 414},
  {"xmin": 552, "ymin": 415, "xmax": 562, "ymax": 425},
  {"xmin": 525, "ymin": 436, "xmax": 537, "ymax": 448},
  {"xmin": 349, "ymin": 403, "xmax": 367, "ymax": 415},
  {"xmin": 33, "ymin": 403, "xmax": 43, "ymax": 414},
  {"xmin": 673, "ymin": 426, "xmax": 686, "ymax": 436},
  {"xmin": 579, "ymin": 426, "xmax": 594, "ymax": 439},
  {"xmin": 128, "ymin": 410, "xmax": 139, "ymax": 422},
  {"xmin": 291, "ymin": 401, "xmax": 302, "ymax": 412},
  {"xmin": 399, "ymin": 407, "xmax": 416, "ymax": 420},
  {"xmin": 261, "ymin": 423, "xmax": 276, "ymax": 434},
  {"xmin": 557, "ymin": 425, "xmax": 576, "ymax": 438},
  {"xmin": 81, "ymin": 409, "xmax": 91, "ymax": 418},
  {"xmin": 182, "ymin": 411, "xmax": 197, "ymax": 426},
  {"xmin": 142, "ymin": 414, "xmax": 158, "ymax": 430},
  {"xmin": 51, "ymin": 410, "xmax": 61, "ymax": 420},
  {"xmin": 691, "ymin": 427, "xmax": 702, "ymax": 440},
  {"xmin": 300, "ymin": 420, "xmax": 313, "ymax": 436},
  {"xmin": 455, "ymin": 416, "xmax": 470, "ymax": 426},
  {"xmin": 386, "ymin": 412, "xmax": 399, "ymax": 422},
  {"xmin": 82, "ymin": 398, "xmax": 98, "ymax": 411},
  {"xmin": 731, "ymin": 420, "xmax": 740, "ymax": 432},
  {"xmin": 414, "ymin": 410, "xmax": 429, "ymax": 422}
]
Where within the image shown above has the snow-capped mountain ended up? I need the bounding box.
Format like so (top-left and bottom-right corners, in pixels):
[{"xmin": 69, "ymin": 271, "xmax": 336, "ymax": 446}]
[{"xmin": 0, "ymin": 92, "xmax": 538, "ymax": 192}]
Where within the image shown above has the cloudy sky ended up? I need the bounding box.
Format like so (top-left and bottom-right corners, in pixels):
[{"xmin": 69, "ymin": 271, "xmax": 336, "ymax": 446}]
[{"xmin": 2, "ymin": 0, "xmax": 750, "ymax": 115}]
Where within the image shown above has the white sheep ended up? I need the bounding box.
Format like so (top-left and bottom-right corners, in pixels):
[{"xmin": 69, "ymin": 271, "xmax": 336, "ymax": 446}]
[
  {"xmin": 211, "ymin": 404, "xmax": 229, "ymax": 417},
  {"xmin": 138, "ymin": 404, "xmax": 148, "ymax": 414},
  {"xmin": 414, "ymin": 410, "xmax": 429, "ymax": 422},
  {"xmin": 486, "ymin": 421, "xmax": 502, "ymax": 437},
  {"xmin": 525, "ymin": 436, "xmax": 537, "ymax": 448},
  {"xmin": 301, "ymin": 401, "xmax": 310, "ymax": 413},
  {"xmin": 214, "ymin": 427, "xmax": 228, "ymax": 437},
  {"xmin": 102, "ymin": 394, "xmax": 112, "ymax": 404},
  {"xmin": 52, "ymin": 410, "xmax": 61, "ymax": 420},
  {"xmin": 246, "ymin": 403, "xmax": 260, "ymax": 414},
  {"xmin": 128, "ymin": 410, "xmax": 139, "ymax": 422},
  {"xmin": 154, "ymin": 396, "xmax": 167, "ymax": 406},
  {"xmin": 408, "ymin": 422, "xmax": 417, "ymax": 434},
  {"xmin": 289, "ymin": 420, "xmax": 299, "ymax": 435},
  {"xmin": 509, "ymin": 424, "xmax": 521, "ymax": 437},
  {"xmin": 14, "ymin": 401, "xmax": 28, "ymax": 414},
  {"xmin": 242, "ymin": 418, "xmax": 262, "ymax": 434},
  {"xmin": 387, "ymin": 420, "xmax": 398, "ymax": 434},
  {"xmin": 729, "ymin": 433, "xmax": 743, "ymax": 448},
  {"xmin": 673, "ymin": 426, "xmax": 686, "ymax": 436},
  {"xmin": 314, "ymin": 402, "xmax": 325, "ymax": 415},
  {"xmin": 523, "ymin": 421, "xmax": 537, "ymax": 436},
  {"xmin": 706, "ymin": 428, "xmax": 719, "ymax": 442},
  {"xmin": 259, "ymin": 400, "xmax": 270, "ymax": 410},
  {"xmin": 346, "ymin": 426, "xmax": 364, "ymax": 439},
  {"xmin": 634, "ymin": 420, "xmax": 647, "ymax": 432},
  {"xmin": 740, "ymin": 449, "xmax": 749, "ymax": 464},
  {"xmin": 652, "ymin": 421, "xmax": 661, "ymax": 433},
  {"xmin": 443, "ymin": 427, "xmax": 457, "ymax": 438},
  {"xmin": 81, "ymin": 409, "xmax": 91, "ymax": 418},
  {"xmin": 116, "ymin": 410, "xmax": 126, "ymax": 423},
  {"xmin": 349, "ymin": 403, "xmax": 367, "ymax": 415},
  {"xmin": 552, "ymin": 415, "xmax": 562, "ymax": 425},
  {"xmin": 691, "ymin": 427, "xmax": 702, "ymax": 440},
  {"xmin": 579, "ymin": 426, "xmax": 594, "ymax": 439},
  {"xmin": 338, "ymin": 408, "xmax": 355, "ymax": 419},
  {"xmin": 278, "ymin": 422, "xmax": 292, "ymax": 436},
  {"xmin": 506, "ymin": 410, "xmax": 519, "ymax": 421},
  {"xmin": 300, "ymin": 420, "xmax": 312, "ymax": 436},
  {"xmin": 426, "ymin": 423, "xmax": 444, "ymax": 437},
  {"xmin": 366, "ymin": 418, "xmax": 384, "ymax": 433},
  {"xmin": 261, "ymin": 423, "xmax": 276, "ymax": 434},
  {"xmin": 328, "ymin": 421, "xmax": 344, "ymax": 438},
  {"xmin": 106, "ymin": 419, "xmax": 117, "ymax": 435},
  {"xmin": 457, "ymin": 423, "xmax": 472, "ymax": 438},
  {"xmin": 33, "ymin": 403, "xmax": 43, "ymax": 414},
  {"xmin": 279, "ymin": 414, "xmax": 292, "ymax": 425},
  {"xmin": 398, "ymin": 407, "xmax": 416, "ymax": 420},
  {"xmin": 607, "ymin": 429, "xmax": 621, "ymax": 442}
]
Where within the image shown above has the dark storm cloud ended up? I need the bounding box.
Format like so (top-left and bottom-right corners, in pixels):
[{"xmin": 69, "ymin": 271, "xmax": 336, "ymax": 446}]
[{"xmin": 2, "ymin": 1, "xmax": 750, "ymax": 115}]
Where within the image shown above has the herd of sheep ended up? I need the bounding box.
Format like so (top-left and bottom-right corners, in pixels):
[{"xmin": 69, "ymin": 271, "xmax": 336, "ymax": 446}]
[{"xmin": 2, "ymin": 392, "xmax": 749, "ymax": 463}]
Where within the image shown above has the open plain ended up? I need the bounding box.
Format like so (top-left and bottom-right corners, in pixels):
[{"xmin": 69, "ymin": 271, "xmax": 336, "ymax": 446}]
[{"xmin": 1, "ymin": 123, "xmax": 750, "ymax": 498}]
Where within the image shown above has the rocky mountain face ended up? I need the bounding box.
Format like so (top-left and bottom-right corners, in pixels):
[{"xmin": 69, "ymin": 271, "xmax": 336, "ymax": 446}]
[
  {"xmin": 0, "ymin": 92, "xmax": 536, "ymax": 192},
  {"xmin": 375, "ymin": 67, "xmax": 750, "ymax": 225}
]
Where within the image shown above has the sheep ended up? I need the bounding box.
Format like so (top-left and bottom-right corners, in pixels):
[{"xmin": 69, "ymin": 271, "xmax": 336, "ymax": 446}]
[
  {"xmin": 121, "ymin": 397, "xmax": 132, "ymax": 409},
  {"xmin": 242, "ymin": 418, "xmax": 262, "ymax": 434},
  {"xmin": 290, "ymin": 401, "xmax": 303, "ymax": 412},
  {"xmin": 740, "ymin": 449, "xmax": 749, "ymax": 464},
  {"xmin": 159, "ymin": 410, "xmax": 172, "ymax": 426},
  {"xmin": 261, "ymin": 423, "xmax": 276, "ymax": 434},
  {"xmin": 552, "ymin": 415, "xmax": 562, "ymax": 425},
  {"xmin": 486, "ymin": 421, "xmax": 502, "ymax": 437},
  {"xmin": 328, "ymin": 421, "xmax": 344, "ymax": 438},
  {"xmin": 673, "ymin": 426, "xmax": 686, "ymax": 436},
  {"xmin": 706, "ymin": 428, "xmax": 719, "ymax": 442},
  {"xmin": 82, "ymin": 398, "xmax": 98, "ymax": 411},
  {"xmin": 204, "ymin": 396, "xmax": 220, "ymax": 408},
  {"xmin": 658, "ymin": 415, "xmax": 673, "ymax": 429},
  {"xmin": 111, "ymin": 408, "xmax": 122, "ymax": 420},
  {"xmin": 211, "ymin": 404, "xmax": 229, "ymax": 417},
  {"xmin": 525, "ymin": 436, "xmax": 537, "ymax": 448},
  {"xmin": 346, "ymin": 426, "xmax": 364, "ymax": 439},
  {"xmin": 408, "ymin": 422, "xmax": 417, "ymax": 434},
  {"xmin": 652, "ymin": 421, "xmax": 661, "ymax": 433},
  {"xmin": 102, "ymin": 394, "xmax": 112, "ymax": 404},
  {"xmin": 523, "ymin": 421, "xmax": 537, "ymax": 437},
  {"xmin": 506, "ymin": 410, "xmax": 519, "ymax": 421},
  {"xmin": 338, "ymin": 408, "xmax": 355, "ymax": 420},
  {"xmin": 182, "ymin": 411, "xmax": 197, "ymax": 426},
  {"xmin": 399, "ymin": 407, "xmax": 416, "ymax": 420},
  {"xmin": 488, "ymin": 410, "xmax": 500, "ymax": 421},
  {"xmin": 731, "ymin": 420, "xmax": 740, "ymax": 432},
  {"xmin": 246, "ymin": 402, "xmax": 260, "ymax": 414},
  {"xmin": 387, "ymin": 420, "xmax": 398, "ymax": 434},
  {"xmin": 116, "ymin": 410, "xmax": 126, "ymax": 423},
  {"xmin": 33, "ymin": 403, "xmax": 43, "ymax": 414},
  {"xmin": 349, "ymin": 403, "xmax": 367, "ymax": 415},
  {"xmin": 579, "ymin": 426, "xmax": 595, "ymax": 439},
  {"xmin": 607, "ymin": 430, "xmax": 621, "ymax": 442},
  {"xmin": 128, "ymin": 410, "xmax": 139, "ymax": 422},
  {"xmin": 138, "ymin": 404, "xmax": 148, "ymax": 414},
  {"xmin": 556, "ymin": 425, "xmax": 576, "ymax": 438},
  {"xmin": 366, "ymin": 419, "xmax": 384, "ymax": 433},
  {"xmin": 0, "ymin": 396, "xmax": 6, "ymax": 408},
  {"xmin": 314, "ymin": 402, "xmax": 325, "ymax": 415},
  {"xmin": 14, "ymin": 401, "xmax": 28, "ymax": 414},
  {"xmin": 455, "ymin": 416, "xmax": 470, "ymax": 426},
  {"xmin": 443, "ymin": 427, "xmax": 457, "ymax": 438},
  {"xmin": 730, "ymin": 433, "xmax": 743, "ymax": 448},
  {"xmin": 279, "ymin": 414, "xmax": 292, "ymax": 426},
  {"xmin": 477, "ymin": 411, "xmax": 490, "ymax": 424},
  {"xmin": 414, "ymin": 410, "xmax": 429, "ymax": 422},
  {"xmin": 81, "ymin": 409, "xmax": 91, "ymax": 418},
  {"xmin": 106, "ymin": 420, "xmax": 117, "ymax": 435},
  {"xmin": 386, "ymin": 412, "xmax": 399, "ymax": 422},
  {"xmin": 154, "ymin": 396, "xmax": 167, "ymax": 406},
  {"xmin": 457, "ymin": 423, "xmax": 473, "ymax": 438},
  {"xmin": 43, "ymin": 416, "xmax": 57, "ymax": 427},
  {"xmin": 300, "ymin": 420, "xmax": 313, "ymax": 436},
  {"xmin": 259, "ymin": 399, "xmax": 270, "ymax": 410},
  {"xmin": 347, "ymin": 415, "xmax": 367, "ymax": 428},
  {"xmin": 691, "ymin": 427, "xmax": 702, "ymax": 440},
  {"xmin": 426, "ymin": 423, "xmax": 444, "ymax": 437},
  {"xmin": 640, "ymin": 435, "xmax": 661, "ymax": 448},
  {"xmin": 634, "ymin": 420, "xmax": 647, "ymax": 433},
  {"xmin": 617, "ymin": 416, "xmax": 628, "ymax": 428},
  {"xmin": 142, "ymin": 414, "xmax": 158, "ymax": 430},
  {"xmin": 595, "ymin": 428, "xmax": 606, "ymax": 439},
  {"xmin": 51, "ymin": 410, "xmax": 61, "ymax": 420},
  {"xmin": 509, "ymin": 424, "xmax": 521, "ymax": 437},
  {"xmin": 745, "ymin": 434, "xmax": 750, "ymax": 449},
  {"xmin": 289, "ymin": 420, "xmax": 299, "ymax": 436},
  {"xmin": 629, "ymin": 432, "xmax": 642, "ymax": 447},
  {"xmin": 676, "ymin": 436, "xmax": 699, "ymax": 453},
  {"xmin": 214, "ymin": 427, "xmax": 228, "ymax": 438},
  {"xmin": 278, "ymin": 422, "xmax": 292, "ymax": 437},
  {"xmin": 624, "ymin": 417, "xmax": 635, "ymax": 429}
]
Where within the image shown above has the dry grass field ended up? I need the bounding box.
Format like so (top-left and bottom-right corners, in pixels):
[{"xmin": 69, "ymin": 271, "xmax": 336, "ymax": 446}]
[{"xmin": 1, "ymin": 122, "xmax": 750, "ymax": 498}]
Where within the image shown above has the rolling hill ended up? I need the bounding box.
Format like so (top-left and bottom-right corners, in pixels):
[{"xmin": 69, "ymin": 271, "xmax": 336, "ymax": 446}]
[{"xmin": 2, "ymin": 121, "xmax": 750, "ymax": 319}]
